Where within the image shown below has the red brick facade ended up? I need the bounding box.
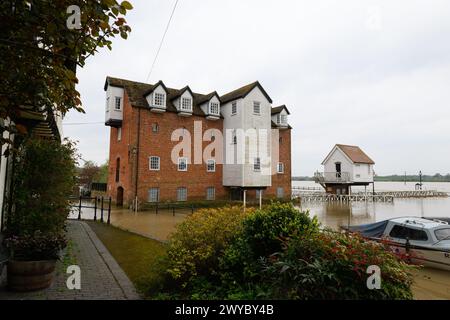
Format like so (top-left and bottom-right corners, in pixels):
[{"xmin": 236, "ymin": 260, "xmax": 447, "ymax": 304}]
[{"xmin": 106, "ymin": 88, "xmax": 292, "ymax": 206}]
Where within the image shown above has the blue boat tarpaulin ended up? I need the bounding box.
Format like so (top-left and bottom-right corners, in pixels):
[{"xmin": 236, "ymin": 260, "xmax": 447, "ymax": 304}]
[{"xmin": 345, "ymin": 220, "xmax": 389, "ymax": 238}]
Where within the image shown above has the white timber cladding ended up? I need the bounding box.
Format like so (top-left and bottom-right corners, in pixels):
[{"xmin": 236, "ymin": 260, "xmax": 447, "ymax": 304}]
[
  {"xmin": 222, "ymin": 87, "xmax": 272, "ymax": 187},
  {"xmin": 105, "ymin": 85, "xmax": 124, "ymax": 123},
  {"xmin": 271, "ymin": 109, "xmax": 288, "ymax": 126},
  {"xmin": 322, "ymin": 146, "xmax": 374, "ymax": 183},
  {"xmin": 145, "ymin": 84, "xmax": 167, "ymax": 109}
]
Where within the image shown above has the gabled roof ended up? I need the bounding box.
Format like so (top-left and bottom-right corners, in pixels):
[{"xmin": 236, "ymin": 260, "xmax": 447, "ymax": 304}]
[
  {"xmin": 322, "ymin": 144, "xmax": 375, "ymax": 165},
  {"xmin": 271, "ymin": 105, "xmax": 290, "ymax": 115},
  {"xmin": 196, "ymin": 91, "xmax": 221, "ymax": 105},
  {"xmin": 104, "ymin": 76, "xmax": 222, "ymax": 117},
  {"xmin": 220, "ymin": 81, "xmax": 273, "ymax": 104},
  {"xmin": 143, "ymin": 80, "xmax": 169, "ymax": 96}
]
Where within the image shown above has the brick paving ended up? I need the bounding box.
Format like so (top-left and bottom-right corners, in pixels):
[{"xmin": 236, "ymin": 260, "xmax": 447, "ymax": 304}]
[{"xmin": 0, "ymin": 221, "xmax": 140, "ymax": 300}]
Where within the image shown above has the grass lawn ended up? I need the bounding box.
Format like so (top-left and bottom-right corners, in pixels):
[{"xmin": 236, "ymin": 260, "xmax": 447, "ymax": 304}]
[{"xmin": 87, "ymin": 221, "xmax": 167, "ymax": 298}]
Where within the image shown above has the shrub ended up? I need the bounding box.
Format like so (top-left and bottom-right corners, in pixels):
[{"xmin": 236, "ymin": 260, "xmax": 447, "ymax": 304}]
[
  {"xmin": 219, "ymin": 202, "xmax": 319, "ymax": 288},
  {"xmin": 259, "ymin": 230, "xmax": 414, "ymax": 299},
  {"xmin": 4, "ymin": 137, "xmax": 78, "ymax": 260},
  {"xmin": 165, "ymin": 206, "xmax": 253, "ymax": 288}
]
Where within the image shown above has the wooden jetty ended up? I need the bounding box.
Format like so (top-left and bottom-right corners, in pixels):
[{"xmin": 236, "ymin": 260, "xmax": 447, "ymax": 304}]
[{"xmin": 292, "ymin": 187, "xmax": 448, "ymax": 203}]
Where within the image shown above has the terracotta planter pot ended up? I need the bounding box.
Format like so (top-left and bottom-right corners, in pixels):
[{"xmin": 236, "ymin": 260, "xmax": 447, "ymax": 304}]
[{"xmin": 7, "ymin": 260, "xmax": 57, "ymax": 292}]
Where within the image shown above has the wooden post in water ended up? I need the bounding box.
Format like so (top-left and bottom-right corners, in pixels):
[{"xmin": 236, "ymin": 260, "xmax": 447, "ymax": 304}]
[
  {"xmin": 107, "ymin": 197, "xmax": 111, "ymax": 224},
  {"xmin": 100, "ymin": 196, "xmax": 104, "ymax": 222},
  {"xmin": 78, "ymin": 196, "xmax": 82, "ymax": 220},
  {"xmin": 191, "ymin": 204, "xmax": 194, "ymax": 214},
  {"xmin": 172, "ymin": 205, "xmax": 175, "ymax": 216},
  {"xmin": 156, "ymin": 203, "xmax": 158, "ymax": 214}
]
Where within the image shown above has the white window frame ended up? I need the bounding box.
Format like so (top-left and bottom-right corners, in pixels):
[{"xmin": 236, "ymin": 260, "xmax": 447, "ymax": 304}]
[
  {"xmin": 209, "ymin": 102, "xmax": 219, "ymax": 115},
  {"xmin": 148, "ymin": 188, "xmax": 160, "ymax": 202},
  {"xmin": 178, "ymin": 157, "xmax": 188, "ymax": 171},
  {"xmin": 177, "ymin": 187, "xmax": 187, "ymax": 202},
  {"xmin": 117, "ymin": 127, "xmax": 122, "ymax": 141},
  {"xmin": 277, "ymin": 162, "xmax": 284, "ymax": 174},
  {"xmin": 181, "ymin": 97, "xmax": 192, "ymax": 111},
  {"xmin": 114, "ymin": 97, "xmax": 122, "ymax": 111},
  {"xmin": 106, "ymin": 97, "xmax": 110, "ymax": 112},
  {"xmin": 154, "ymin": 92, "xmax": 166, "ymax": 108},
  {"xmin": 253, "ymin": 101, "xmax": 261, "ymax": 115},
  {"xmin": 149, "ymin": 156, "xmax": 160, "ymax": 171},
  {"xmin": 207, "ymin": 159, "xmax": 216, "ymax": 172},
  {"xmin": 231, "ymin": 102, "xmax": 237, "ymax": 115},
  {"xmin": 206, "ymin": 187, "xmax": 215, "ymax": 201},
  {"xmin": 281, "ymin": 114, "xmax": 287, "ymax": 124},
  {"xmin": 254, "ymin": 157, "xmax": 261, "ymax": 172}
]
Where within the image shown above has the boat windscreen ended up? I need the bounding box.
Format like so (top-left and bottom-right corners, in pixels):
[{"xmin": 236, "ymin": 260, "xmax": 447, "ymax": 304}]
[{"xmin": 347, "ymin": 220, "xmax": 389, "ymax": 238}]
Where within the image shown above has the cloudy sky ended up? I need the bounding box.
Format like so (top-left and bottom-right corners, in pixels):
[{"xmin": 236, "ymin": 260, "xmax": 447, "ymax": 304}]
[{"xmin": 63, "ymin": 0, "xmax": 450, "ymax": 176}]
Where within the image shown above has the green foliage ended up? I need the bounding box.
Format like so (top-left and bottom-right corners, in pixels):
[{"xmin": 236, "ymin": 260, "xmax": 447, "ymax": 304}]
[
  {"xmin": 165, "ymin": 206, "xmax": 252, "ymax": 288},
  {"xmin": 152, "ymin": 202, "xmax": 413, "ymax": 300},
  {"xmin": 5, "ymin": 137, "xmax": 78, "ymax": 260},
  {"xmin": 259, "ymin": 231, "xmax": 414, "ymax": 299},
  {"xmin": 4, "ymin": 232, "xmax": 67, "ymax": 261},
  {"xmin": 0, "ymin": 0, "xmax": 133, "ymax": 143}
]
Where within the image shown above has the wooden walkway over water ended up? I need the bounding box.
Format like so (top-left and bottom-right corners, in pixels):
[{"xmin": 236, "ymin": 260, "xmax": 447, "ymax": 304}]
[{"xmin": 292, "ymin": 188, "xmax": 449, "ymax": 203}]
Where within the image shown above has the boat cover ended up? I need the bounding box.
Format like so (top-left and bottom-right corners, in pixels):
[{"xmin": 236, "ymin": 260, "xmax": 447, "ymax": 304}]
[{"xmin": 345, "ymin": 220, "xmax": 389, "ymax": 238}]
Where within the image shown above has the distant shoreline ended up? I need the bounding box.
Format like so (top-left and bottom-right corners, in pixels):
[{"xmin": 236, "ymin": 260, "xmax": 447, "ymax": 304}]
[{"xmin": 292, "ymin": 175, "xmax": 450, "ymax": 183}]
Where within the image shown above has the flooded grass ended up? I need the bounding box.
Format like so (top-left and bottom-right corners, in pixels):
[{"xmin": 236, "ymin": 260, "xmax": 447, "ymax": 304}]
[{"xmin": 87, "ymin": 221, "xmax": 167, "ymax": 298}]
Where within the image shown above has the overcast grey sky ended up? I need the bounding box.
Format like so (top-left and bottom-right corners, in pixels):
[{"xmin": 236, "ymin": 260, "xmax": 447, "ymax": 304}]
[{"xmin": 63, "ymin": 0, "xmax": 450, "ymax": 176}]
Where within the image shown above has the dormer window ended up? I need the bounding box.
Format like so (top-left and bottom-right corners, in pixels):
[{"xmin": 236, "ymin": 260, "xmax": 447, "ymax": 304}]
[
  {"xmin": 181, "ymin": 97, "xmax": 192, "ymax": 111},
  {"xmin": 115, "ymin": 97, "xmax": 122, "ymax": 110},
  {"xmin": 277, "ymin": 114, "xmax": 288, "ymax": 125},
  {"xmin": 154, "ymin": 93, "xmax": 165, "ymax": 107},
  {"xmin": 209, "ymin": 102, "xmax": 219, "ymax": 115}
]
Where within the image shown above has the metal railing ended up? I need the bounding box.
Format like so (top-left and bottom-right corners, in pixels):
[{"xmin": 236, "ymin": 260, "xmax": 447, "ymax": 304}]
[
  {"xmin": 314, "ymin": 172, "xmax": 351, "ymax": 183},
  {"xmin": 68, "ymin": 196, "xmax": 111, "ymax": 224}
]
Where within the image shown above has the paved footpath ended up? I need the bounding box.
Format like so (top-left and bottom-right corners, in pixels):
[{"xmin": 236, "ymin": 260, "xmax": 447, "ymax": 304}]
[{"xmin": 0, "ymin": 221, "xmax": 140, "ymax": 300}]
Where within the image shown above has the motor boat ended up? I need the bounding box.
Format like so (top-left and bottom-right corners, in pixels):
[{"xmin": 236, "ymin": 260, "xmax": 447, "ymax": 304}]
[{"xmin": 344, "ymin": 217, "xmax": 450, "ymax": 271}]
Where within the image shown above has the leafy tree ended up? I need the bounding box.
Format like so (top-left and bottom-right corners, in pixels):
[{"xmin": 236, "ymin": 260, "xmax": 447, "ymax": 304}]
[
  {"xmin": 93, "ymin": 160, "xmax": 109, "ymax": 183},
  {"xmin": 0, "ymin": 0, "xmax": 133, "ymax": 146},
  {"xmin": 79, "ymin": 160, "xmax": 100, "ymax": 187}
]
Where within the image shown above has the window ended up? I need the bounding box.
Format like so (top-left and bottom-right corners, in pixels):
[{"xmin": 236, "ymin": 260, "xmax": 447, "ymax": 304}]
[
  {"xmin": 115, "ymin": 97, "xmax": 121, "ymax": 110},
  {"xmin": 277, "ymin": 162, "xmax": 284, "ymax": 173},
  {"xmin": 355, "ymin": 174, "xmax": 361, "ymax": 178},
  {"xmin": 152, "ymin": 123, "xmax": 159, "ymax": 133},
  {"xmin": 232, "ymin": 130, "xmax": 237, "ymax": 145},
  {"xmin": 254, "ymin": 157, "xmax": 261, "ymax": 171},
  {"xmin": 154, "ymin": 93, "xmax": 165, "ymax": 107},
  {"xmin": 253, "ymin": 101, "xmax": 260, "ymax": 114},
  {"xmin": 435, "ymin": 228, "xmax": 450, "ymax": 241},
  {"xmin": 148, "ymin": 188, "xmax": 159, "ymax": 202},
  {"xmin": 206, "ymin": 187, "xmax": 215, "ymax": 201},
  {"xmin": 181, "ymin": 97, "xmax": 192, "ymax": 111},
  {"xmin": 279, "ymin": 137, "xmax": 283, "ymax": 144},
  {"xmin": 209, "ymin": 102, "xmax": 219, "ymax": 115},
  {"xmin": 207, "ymin": 159, "xmax": 216, "ymax": 172},
  {"xmin": 389, "ymin": 225, "xmax": 428, "ymax": 241},
  {"xmin": 281, "ymin": 115, "xmax": 287, "ymax": 124},
  {"xmin": 149, "ymin": 156, "xmax": 160, "ymax": 171},
  {"xmin": 117, "ymin": 127, "xmax": 122, "ymax": 141},
  {"xmin": 178, "ymin": 157, "xmax": 188, "ymax": 171},
  {"xmin": 177, "ymin": 187, "xmax": 187, "ymax": 201},
  {"xmin": 115, "ymin": 158, "xmax": 120, "ymax": 182},
  {"xmin": 231, "ymin": 102, "xmax": 237, "ymax": 115},
  {"xmin": 106, "ymin": 97, "xmax": 110, "ymax": 112},
  {"xmin": 277, "ymin": 187, "xmax": 284, "ymax": 199}
]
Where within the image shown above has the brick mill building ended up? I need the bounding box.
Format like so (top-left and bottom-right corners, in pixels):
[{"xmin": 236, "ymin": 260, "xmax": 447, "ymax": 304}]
[{"xmin": 104, "ymin": 77, "xmax": 292, "ymax": 207}]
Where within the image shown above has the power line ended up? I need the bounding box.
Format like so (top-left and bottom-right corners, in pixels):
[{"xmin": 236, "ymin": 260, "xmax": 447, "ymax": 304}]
[{"xmin": 145, "ymin": 0, "xmax": 180, "ymax": 83}]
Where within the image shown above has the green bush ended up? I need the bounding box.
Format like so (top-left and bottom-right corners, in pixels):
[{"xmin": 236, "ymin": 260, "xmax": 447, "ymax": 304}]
[
  {"xmin": 259, "ymin": 230, "xmax": 414, "ymax": 299},
  {"xmin": 4, "ymin": 137, "xmax": 78, "ymax": 260},
  {"xmin": 165, "ymin": 206, "xmax": 253, "ymax": 288}
]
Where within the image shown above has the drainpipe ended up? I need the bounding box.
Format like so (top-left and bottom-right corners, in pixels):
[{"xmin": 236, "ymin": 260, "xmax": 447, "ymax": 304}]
[{"xmin": 134, "ymin": 108, "xmax": 141, "ymax": 210}]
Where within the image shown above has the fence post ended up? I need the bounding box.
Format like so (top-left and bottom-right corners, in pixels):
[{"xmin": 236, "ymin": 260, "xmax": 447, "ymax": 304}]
[
  {"xmin": 191, "ymin": 204, "xmax": 194, "ymax": 214},
  {"xmin": 94, "ymin": 197, "xmax": 97, "ymax": 221},
  {"xmin": 101, "ymin": 196, "xmax": 104, "ymax": 223},
  {"xmin": 78, "ymin": 196, "xmax": 81, "ymax": 220},
  {"xmin": 107, "ymin": 197, "xmax": 111, "ymax": 225},
  {"xmin": 155, "ymin": 203, "xmax": 158, "ymax": 214},
  {"xmin": 172, "ymin": 205, "xmax": 175, "ymax": 216}
]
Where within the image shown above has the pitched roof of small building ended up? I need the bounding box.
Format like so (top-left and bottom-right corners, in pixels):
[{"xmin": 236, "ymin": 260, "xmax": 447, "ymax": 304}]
[
  {"xmin": 271, "ymin": 105, "xmax": 290, "ymax": 115},
  {"xmin": 322, "ymin": 144, "xmax": 375, "ymax": 165}
]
